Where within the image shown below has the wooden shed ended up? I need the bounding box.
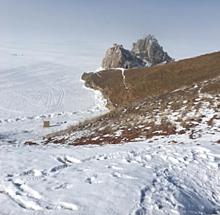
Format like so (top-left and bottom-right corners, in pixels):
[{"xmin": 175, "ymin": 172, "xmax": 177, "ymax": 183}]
[{"xmin": 43, "ymin": 121, "xmax": 50, "ymax": 128}]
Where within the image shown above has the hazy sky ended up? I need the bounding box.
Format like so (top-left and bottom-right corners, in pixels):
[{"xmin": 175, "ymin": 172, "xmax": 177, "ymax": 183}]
[{"xmin": 1, "ymin": 0, "xmax": 220, "ymax": 59}]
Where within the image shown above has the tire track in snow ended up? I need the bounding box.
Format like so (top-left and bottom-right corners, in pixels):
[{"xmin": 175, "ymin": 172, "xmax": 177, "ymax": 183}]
[{"xmin": 45, "ymin": 86, "xmax": 65, "ymax": 112}]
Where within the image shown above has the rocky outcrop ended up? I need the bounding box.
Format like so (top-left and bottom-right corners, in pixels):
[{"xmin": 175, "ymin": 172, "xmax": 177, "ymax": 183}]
[
  {"xmin": 101, "ymin": 35, "xmax": 174, "ymax": 70},
  {"xmin": 131, "ymin": 35, "xmax": 174, "ymax": 66},
  {"xmin": 83, "ymin": 51, "xmax": 220, "ymax": 109},
  {"xmin": 82, "ymin": 71, "xmax": 120, "ymax": 110},
  {"xmin": 101, "ymin": 44, "xmax": 145, "ymax": 70}
]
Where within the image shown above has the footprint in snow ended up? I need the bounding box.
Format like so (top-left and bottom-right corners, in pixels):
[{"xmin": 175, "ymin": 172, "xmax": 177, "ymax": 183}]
[
  {"xmin": 53, "ymin": 183, "xmax": 73, "ymax": 190},
  {"xmin": 3, "ymin": 185, "xmax": 42, "ymax": 211},
  {"xmin": 57, "ymin": 202, "xmax": 78, "ymax": 211},
  {"xmin": 113, "ymin": 172, "xmax": 138, "ymax": 180},
  {"xmin": 57, "ymin": 155, "xmax": 81, "ymax": 165},
  {"xmin": 50, "ymin": 164, "xmax": 67, "ymax": 173},
  {"xmin": 106, "ymin": 165, "xmax": 123, "ymax": 170},
  {"xmin": 85, "ymin": 176, "xmax": 102, "ymax": 184},
  {"xmin": 20, "ymin": 169, "xmax": 43, "ymax": 177}
]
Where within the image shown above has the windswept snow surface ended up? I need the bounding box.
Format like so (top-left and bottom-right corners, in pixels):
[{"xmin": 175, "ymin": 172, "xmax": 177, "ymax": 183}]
[
  {"xmin": 1, "ymin": 88, "xmax": 220, "ymax": 214},
  {"xmin": 0, "ymin": 38, "xmax": 108, "ymax": 144},
  {"xmin": 0, "ymin": 128, "xmax": 220, "ymax": 214}
]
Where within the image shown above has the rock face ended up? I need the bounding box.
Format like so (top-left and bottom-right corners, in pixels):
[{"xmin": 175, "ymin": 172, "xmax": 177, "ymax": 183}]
[
  {"xmin": 131, "ymin": 35, "xmax": 174, "ymax": 66},
  {"xmin": 101, "ymin": 44, "xmax": 145, "ymax": 69},
  {"xmin": 101, "ymin": 35, "xmax": 174, "ymax": 69}
]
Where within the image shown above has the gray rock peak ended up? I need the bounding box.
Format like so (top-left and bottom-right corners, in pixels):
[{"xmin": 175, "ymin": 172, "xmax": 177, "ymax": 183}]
[
  {"xmin": 101, "ymin": 35, "xmax": 174, "ymax": 70},
  {"xmin": 131, "ymin": 35, "xmax": 174, "ymax": 66},
  {"xmin": 102, "ymin": 43, "xmax": 145, "ymax": 70}
]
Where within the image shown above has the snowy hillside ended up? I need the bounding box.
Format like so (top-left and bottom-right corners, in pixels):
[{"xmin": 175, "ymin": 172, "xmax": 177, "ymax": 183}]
[
  {"xmin": 0, "ymin": 92, "xmax": 220, "ymax": 214},
  {"xmin": 0, "ymin": 38, "xmax": 220, "ymax": 215}
]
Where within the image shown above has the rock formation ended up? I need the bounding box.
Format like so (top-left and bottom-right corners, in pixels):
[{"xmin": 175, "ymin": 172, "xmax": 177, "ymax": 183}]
[
  {"xmin": 101, "ymin": 44, "xmax": 145, "ymax": 70},
  {"xmin": 131, "ymin": 35, "xmax": 174, "ymax": 66},
  {"xmin": 83, "ymin": 51, "xmax": 220, "ymax": 109},
  {"xmin": 101, "ymin": 35, "xmax": 174, "ymax": 69}
]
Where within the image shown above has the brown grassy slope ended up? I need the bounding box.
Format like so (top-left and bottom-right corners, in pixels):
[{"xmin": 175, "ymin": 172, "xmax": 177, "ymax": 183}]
[
  {"xmin": 82, "ymin": 51, "xmax": 220, "ymax": 109},
  {"xmin": 44, "ymin": 76, "xmax": 220, "ymax": 146}
]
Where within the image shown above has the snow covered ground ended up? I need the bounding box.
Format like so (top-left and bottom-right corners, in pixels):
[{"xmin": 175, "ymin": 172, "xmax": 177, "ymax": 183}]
[
  {"xmin": 0, "ymin": 115, "xmax": 220, "ymax": 214},
  {"xmin": 0, "ymin": 38, "xmax": 108, "ymax": 145},
  {"xmin": 0, "ymin": 38, "xmax": 220, "ymax": 214}
]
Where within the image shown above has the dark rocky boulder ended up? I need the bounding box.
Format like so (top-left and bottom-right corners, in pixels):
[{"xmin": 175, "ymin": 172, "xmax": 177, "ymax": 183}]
[
  {"xmin": 101, "ymin": 44, "xmax": 145, "ymax": 70},
  {"xmin": 131, "ymin": 35, "xmax": 174, "ymax": 66}
]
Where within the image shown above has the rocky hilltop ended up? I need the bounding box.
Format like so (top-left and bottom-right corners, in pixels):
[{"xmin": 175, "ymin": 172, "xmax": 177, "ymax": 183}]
[
  {"xmin": 83, "ymin": 51, "xmax": 220, "ymax": 109},
  {"xmin": 101, "ymin": 44, "xmax": 145, "ymax": 69},
  {"xmin": 131, "ymin": 35, "xmax": 174, "ymax": 66},
  {"xmin": 101, "ymin": 35, "xmax": 173, "ymax": 69}
]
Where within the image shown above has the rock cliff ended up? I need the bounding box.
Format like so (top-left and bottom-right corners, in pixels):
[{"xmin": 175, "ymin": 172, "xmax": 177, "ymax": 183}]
[
  {"xmin": 101, "ymin": 44, "xmax": 145, "ymax": 69},
  {"xmin": 131, "ymin": 35, "xmax": 174, "ymax": 66},
  {"xmin": 101, "ymin": 35, "xmax": 174, "ymax": 69}
]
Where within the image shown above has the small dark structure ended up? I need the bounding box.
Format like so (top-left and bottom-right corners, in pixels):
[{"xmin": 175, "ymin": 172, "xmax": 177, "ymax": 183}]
[{"xmin": 43, "ymin": 121, "xmax": 50, "ymax": 128}]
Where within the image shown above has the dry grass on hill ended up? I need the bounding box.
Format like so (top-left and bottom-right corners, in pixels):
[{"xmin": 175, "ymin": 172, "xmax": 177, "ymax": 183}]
[
  {"xmin": 82, "ymin": 51, "xmax": 220, "ymax": 109},
  {"xmin": 40, "ymin": 51, "xmax": 220, "ymax": 146},
  {"xmin": 43, "ymin": 76, "xmax": 220, "ymax": 146}
]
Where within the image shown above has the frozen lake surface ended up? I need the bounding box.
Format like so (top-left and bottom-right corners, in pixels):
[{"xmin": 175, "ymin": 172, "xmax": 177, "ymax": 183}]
[{"xmin": 0, "ymin": 38, "xmax": 108, "ymax": 144}]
